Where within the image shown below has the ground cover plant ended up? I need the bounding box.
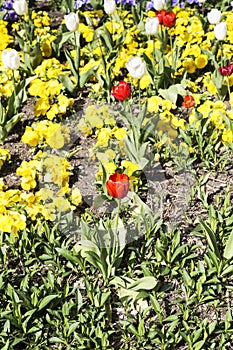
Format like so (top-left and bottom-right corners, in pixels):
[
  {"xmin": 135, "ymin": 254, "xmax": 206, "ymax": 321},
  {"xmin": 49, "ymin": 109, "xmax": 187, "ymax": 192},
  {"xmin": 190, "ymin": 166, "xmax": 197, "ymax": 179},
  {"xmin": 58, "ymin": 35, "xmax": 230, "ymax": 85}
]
[{"xmin": 0, "ymin": 0, "xmax": 233, "ymax": 348}]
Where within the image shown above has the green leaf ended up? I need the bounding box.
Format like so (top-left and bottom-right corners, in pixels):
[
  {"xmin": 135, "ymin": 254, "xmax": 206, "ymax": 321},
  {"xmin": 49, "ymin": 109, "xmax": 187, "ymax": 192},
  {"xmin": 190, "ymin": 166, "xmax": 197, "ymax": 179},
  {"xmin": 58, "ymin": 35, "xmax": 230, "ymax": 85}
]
[
  {"xmin": 56, "ymin": 247, "xmax": 80, "ymax": 264},
  {"xmin": 58, "ymin": 74, "xmax": 76, "ymax": 95},
  {"xmin": 159, "ymin": 84, "xmax": 187, "ymax": 105},
  {"xmin": 128, "ymin": 276, "xmax": 157, "ymax": 291},
  {"xmin": 38, "ymin": 295, "xmax": 58, "ymax": 311},
  {"xmin": 199, "ymin": 219, "xmax": 220, "ymax": 258},
  {"xmin": 79, "ymin": 68, "xmax": 97, "ymax": 88},
  {"xmin": 224, "ymin": 231, "xmax": 233, "ymax": 259}
]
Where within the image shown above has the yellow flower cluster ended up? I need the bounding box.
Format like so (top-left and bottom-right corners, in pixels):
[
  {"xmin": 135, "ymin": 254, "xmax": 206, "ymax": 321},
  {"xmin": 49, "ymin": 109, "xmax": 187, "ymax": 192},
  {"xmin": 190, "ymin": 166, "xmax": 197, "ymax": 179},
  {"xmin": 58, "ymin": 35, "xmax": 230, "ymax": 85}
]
[
  {"xmin": 28, "ymin": 59, "xmax": 74, "ymax": 119},
  {"xmin": 0, "ymin": 186, "xmax": 26, "ymax": 236},
  {"xmin": 16, "ymin": 157, "xmax": 41, "ymax": 191},
  {"xmin": 0, "ymin": 148, "xmax": 10, "ymax": 169},
  {"xmin": 22, "ymin": 120, "xmax": 70, "ymax": 149},
  {"xmin": 0, "ymin": 20, "xmax": 13, "ymax": 52},
  {"xmin": 78, "ymin": 105, "xmax": 116, "ymax": 136},
  {"xmin": 189, "ymin": 99, "xmax": 233, "ymax": 143}
]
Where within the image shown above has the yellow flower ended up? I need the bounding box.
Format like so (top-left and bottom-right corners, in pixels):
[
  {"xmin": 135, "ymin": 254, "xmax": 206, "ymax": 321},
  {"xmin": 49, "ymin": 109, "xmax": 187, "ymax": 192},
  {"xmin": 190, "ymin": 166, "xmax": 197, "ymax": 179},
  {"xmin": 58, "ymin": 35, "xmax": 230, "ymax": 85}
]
[
  {"xmin": 79, "ymin": 23, "xmax": 94, "ymax": 42},
  {"xmin": 96, "ymin": 128, "xmax": 112, "ymax": 147},
  {"xmin": 77, "ymin": 118, "xmax": 92, "ymax": 136},
  {"xmin": 195, "ymin": 54, "xmax": 208, "ymax": 69},
  {"xmin": 28, "ymin": 78, "xmax": 46, "ymax": 97},
  {"xmin": 147, "ymin": 96, "xmax": 162, "ymax": 113},
  {"xmin": 71, "ymin": 187, "xmax": 82, "ymax": 206},
  {"xmin": 47, "ymin": 104, "xmax": 59, "ymax": 120},
  {"xmin": 171, "ymin": 116, "xmax": 186, "ymax": 130},
  {"xmin": 121, "ymin": 160, "xmax": 140, "ymax": 177},
  {"xmin": 222, "ymin": 129, "xmax": 233, "ymax": 143},
  {"xmin": 21, "ymin": 126, "xmax": 40, "ymax": 147},
  {"xmin": 183, "ymin": 58, "xmax": 196, "ymax": 73},
  {"xmin": 34, "ymin": 97, "xmax": 50, "ymax": 116},
  {"xmin": 41, "ymin": 40, "xmax": 52, "ymax": 57},
  {"xmin": 57, "ymin": 95, "xmax": 74, "ymax": 114},
  {"xmin": 96, "ymin": 161, "xmax": 117, "ymax": 179},
  {"xmin": 140, "ymin": 74, "xmax": 151, "ymax": 89},
  {"xmin": 53, "ymin": 197, "xmax": 71, "ymax": 212},
  {"xmin": 114, "ymin": 128, "xmax": 127, "ymax": 140},
  {"xmin": 86, "ymin": 114, "xmax": 104, "ymax": 129}
]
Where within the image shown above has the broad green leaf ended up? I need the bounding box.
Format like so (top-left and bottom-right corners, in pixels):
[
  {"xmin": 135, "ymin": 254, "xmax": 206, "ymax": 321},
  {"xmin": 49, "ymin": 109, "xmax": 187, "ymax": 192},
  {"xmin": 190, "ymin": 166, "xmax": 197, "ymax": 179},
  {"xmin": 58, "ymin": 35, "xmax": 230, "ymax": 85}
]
[
  {"xmin": 128, "ymin": 276, "xmax": 157, "ymax": 291},
  {"xmin": 38, "ymin": 295, "xmax": 58, "ymax": 311},
  {"xmin": 224, "ymin": 231, "xmax": 233, "ymax": 259},
  {"xmin": 199, "ymin": 219, "xmax": 220, "ymax": 258}
]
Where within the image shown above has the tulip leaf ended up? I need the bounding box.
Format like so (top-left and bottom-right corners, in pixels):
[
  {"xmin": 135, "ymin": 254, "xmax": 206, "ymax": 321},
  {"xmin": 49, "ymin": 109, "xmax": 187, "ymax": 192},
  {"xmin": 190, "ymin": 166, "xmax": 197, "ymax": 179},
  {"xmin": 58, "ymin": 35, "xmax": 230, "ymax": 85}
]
[
  {"xmin": 224, "ymin": 231, "xmax": 233, "ymax": 259},
  {"xmin": 159, "ymin": 83, "xmax": 187, "ymax": 105},
  {"xmin": 127, "ymin": 276, "xmax": 157, "ymax": 291},
  {"xmin": 38, "ymin": 295, "xmax": 58, "ymax": 311}
]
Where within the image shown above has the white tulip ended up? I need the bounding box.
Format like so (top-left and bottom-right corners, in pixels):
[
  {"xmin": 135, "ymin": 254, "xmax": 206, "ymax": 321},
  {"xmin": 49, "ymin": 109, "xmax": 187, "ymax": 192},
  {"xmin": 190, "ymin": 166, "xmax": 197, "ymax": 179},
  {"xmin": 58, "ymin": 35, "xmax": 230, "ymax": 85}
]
[
  {"xmin": 214, "ymin": 22, "xmax": 227, "ymax": 40},
  {"xmin": 64, "ymin": 12, "xmax": 79, "ymax": 32},
  {"xmin": 2, "ymin": 49, "xmax": 20, "ymax": 70},
  {"xmin": 13, "ymin": 0, "xmax": 28, "ymax": 16},
  {"xmin": 145, "ymin": 17, "xmax": 160, "ymax": 36},
  {"xmin": 153, "ymin": 0, "xmax": 165, "ymax": 11},
  {"xmin": 207, "ymin": 9, "xmax": 221, "ymax": 25},
  {"xmin": 104, "ymin": 0, "xmax": 116, "ymax": 15},
  {"xmin": 126, "ymin": 56, "xmax": 146, "ymax": 79}
]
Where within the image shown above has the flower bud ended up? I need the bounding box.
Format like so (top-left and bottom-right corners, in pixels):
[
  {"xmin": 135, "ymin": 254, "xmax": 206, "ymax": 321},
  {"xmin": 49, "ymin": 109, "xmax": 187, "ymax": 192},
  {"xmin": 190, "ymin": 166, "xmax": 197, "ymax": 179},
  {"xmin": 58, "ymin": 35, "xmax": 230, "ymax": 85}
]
[
  {"xmin": 207, "ymin": 9, "xmax": 221, "ymax": 25},
  {"xmin": 64, "ymin": 12, "xmax": 79, "ymax": 32},
  {"xmin": 153, "ymin": 0, "xmax": 166, "ymax": 11},
  {"xmin": 13, "ymin": 0, "xmax": 28, "ymax": 16},
  {"xmin": 145, "ymin": 17, "xmax": 159, "ymax": 35},
  {"xmin": 126, "ymin": 56, "xmax": 146, "ymax": 79},
  {"xmin": 104, "ymin": 0, "xmax": 116, "ymax": 15},
  {"xmin": 214, "ymin": 22, "xmax": 227, "ymax": 40},
  {"xmin": 2, "ymin": 49, "xmax": 20, "ymax": 70}
]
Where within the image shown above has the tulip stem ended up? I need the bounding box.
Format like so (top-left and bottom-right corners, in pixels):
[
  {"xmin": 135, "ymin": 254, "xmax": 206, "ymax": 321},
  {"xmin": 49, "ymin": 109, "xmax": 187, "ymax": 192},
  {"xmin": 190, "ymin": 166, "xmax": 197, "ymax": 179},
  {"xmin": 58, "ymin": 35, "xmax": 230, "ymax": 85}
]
[
  {"xmin": 226, "ymin": 77, "xmax": 231, "ymax": 100},
  {"xmin": 138, "ymin": 80, "xmax": 141, "ymax": 111},
  {"xmin": 12, "ymin": 71, "xmax": 17, "ymax": 97},
  {"xmin": 115, "ymin": 198, "xmax": 121, "ymax": 236}
]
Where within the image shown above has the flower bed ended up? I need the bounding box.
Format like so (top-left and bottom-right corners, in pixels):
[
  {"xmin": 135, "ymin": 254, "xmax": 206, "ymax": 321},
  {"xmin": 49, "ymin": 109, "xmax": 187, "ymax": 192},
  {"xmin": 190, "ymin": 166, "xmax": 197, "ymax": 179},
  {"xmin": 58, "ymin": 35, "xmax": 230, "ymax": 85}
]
[{"xmin": 0, "ymin": 0, "xmax": 233, "ymax": 348}]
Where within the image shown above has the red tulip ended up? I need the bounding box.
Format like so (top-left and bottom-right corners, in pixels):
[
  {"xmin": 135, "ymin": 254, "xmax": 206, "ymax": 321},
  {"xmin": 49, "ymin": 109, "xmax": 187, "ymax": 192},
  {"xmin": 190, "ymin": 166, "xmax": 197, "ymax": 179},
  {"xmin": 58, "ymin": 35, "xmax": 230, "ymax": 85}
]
[
  {"xmin": 156, "ymin": 10, "xmax": 176, "ymax": 27},
  {"xmin": 163, "ymin": 11, "xmax": 176, "ymax": 27},
  {"xmin": 106, "ymin": 173, "xmax": 129, "ymax": 199},
  {"xmin": 218, "ymin": 62, "xmax": 233, "ymax": 76},
  {"xmin": 111, "ymin": 80, "xmax": 131, "ymax": 101},
  {"xmin": 182, "ymin": 95, "xmax": 195, "ymax": 108},
  {"xmin": 156, "ymin": 10, "xmax": 166, "ymax": 24}
]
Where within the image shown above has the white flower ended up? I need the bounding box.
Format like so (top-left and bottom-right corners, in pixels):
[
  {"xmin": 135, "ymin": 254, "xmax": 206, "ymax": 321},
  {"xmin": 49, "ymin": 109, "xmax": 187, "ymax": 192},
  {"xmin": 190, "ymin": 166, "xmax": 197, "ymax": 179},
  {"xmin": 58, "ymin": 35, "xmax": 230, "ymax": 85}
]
[
  {"xmin": 207, "ymin": 9, "xmax": 221, "ymax": 25},
  {"xmin": 153, "ymin": 0, "xmax": 166, "ymax": 11},
  {"xmin": 104, "ymin": 0, "xmax": 116, "ymax": 15},
  {"xmin": 214, "ymin": 22, "xmax": 227, "ymax": 40},
  {"xmin": 13, "ymin": 0, "xmax": 28, "ymax": 16},
  {"xmin": 145, "ymin": 17, "xmax": 160, "ymax": 36},
  {"xmin": 2, "ymin": 49, "xmax": 20, "ymax": 70},
  {"xmin": 126, "ymin": 57, "xmax": 146, "ymax": 79},
  {"xmin": 64, "ymin": 12, "xmax": 79, "ymax": 32}
]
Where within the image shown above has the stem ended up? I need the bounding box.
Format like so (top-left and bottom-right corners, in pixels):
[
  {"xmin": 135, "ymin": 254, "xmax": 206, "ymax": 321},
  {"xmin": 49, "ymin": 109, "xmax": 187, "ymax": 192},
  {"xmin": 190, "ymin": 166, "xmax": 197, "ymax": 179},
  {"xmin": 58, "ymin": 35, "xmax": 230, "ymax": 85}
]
[
  {"xmin": 138, "ymin": 79, "xmax": 141, "ymax": 111},
  {"xmin": 115, "ymin": 198, "xmax": 121, "ymax": 237},
  {"xmin": 152, "ymin": 37, "xmax": 155, "ymax": 62},
  {"xmin": 12, "ymin": 71, "xmax": 17, "ymax": 97},
  {"xmin": 226, "ymin": 77, "xmax": 231, "ymax": 100}
]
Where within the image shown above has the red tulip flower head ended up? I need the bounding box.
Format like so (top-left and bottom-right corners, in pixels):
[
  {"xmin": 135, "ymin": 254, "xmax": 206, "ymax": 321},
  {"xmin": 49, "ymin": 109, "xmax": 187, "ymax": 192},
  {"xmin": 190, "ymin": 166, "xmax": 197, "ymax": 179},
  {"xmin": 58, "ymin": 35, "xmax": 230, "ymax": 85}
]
[
  {"xmin": 111, "ymin": 80, "xmax": 131, "ymax": 101},
  {"xmin": 182, "ymin": 95, "xmax": 195, "ymax": 108},
  {"xmin": 106, "ymin": 172, "xmax": 129, "ymax": 199},
  {"xmin": 218, "ymin": 62, "xmax": 233, "ymax": 76},
  {"xmin": 156, "ymin": 10, "xmax": 176, "ymax": 27},
  {"xmin": 156, "ymin": 9, "xmax": 166, "ymax": 24},
  {"xmin": 163, "ymin": 11, "xmax": 176, "ymax": 27}
]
